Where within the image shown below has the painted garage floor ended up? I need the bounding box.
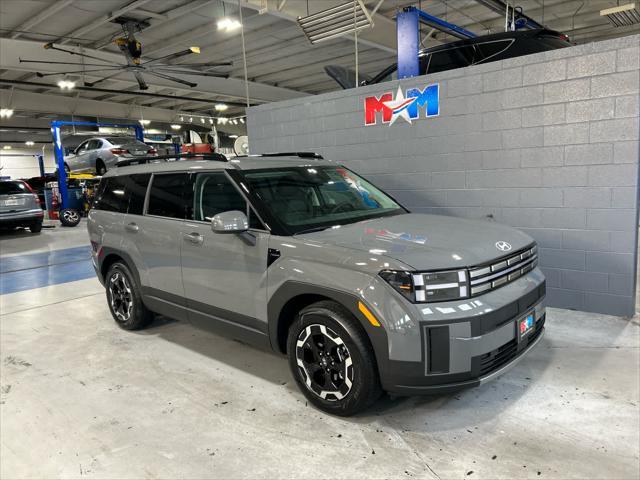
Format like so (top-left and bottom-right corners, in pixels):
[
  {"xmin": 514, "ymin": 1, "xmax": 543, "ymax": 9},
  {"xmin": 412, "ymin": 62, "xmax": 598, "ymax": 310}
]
[{"xmin": 1, "ymin": 224, "xmax": 639, "ymax": 479}]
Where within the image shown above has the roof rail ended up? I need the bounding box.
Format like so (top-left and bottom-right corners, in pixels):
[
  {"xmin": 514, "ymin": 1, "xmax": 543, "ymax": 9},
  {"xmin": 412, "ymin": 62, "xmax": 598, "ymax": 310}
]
[
  {"xmin": 239, "ymin": 152, "xmax": 324, "ymax": 159},
  {"xmin": 115, "ymin": 152, "xmax": 228, "ymax": 167}
]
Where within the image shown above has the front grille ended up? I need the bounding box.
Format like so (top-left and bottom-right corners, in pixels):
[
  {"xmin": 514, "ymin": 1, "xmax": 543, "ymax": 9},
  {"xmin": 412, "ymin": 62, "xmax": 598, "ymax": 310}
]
[
  {"xmin": 479, "ymin": 339, "xmax": 518, "ymax": 376},
  {"xmin": 469, "ymin": 245, "xmax": 538, "ymax": 296},
  {"xmin": 478, "ymin": 313, "xmax": 545, "ymax": 376}
]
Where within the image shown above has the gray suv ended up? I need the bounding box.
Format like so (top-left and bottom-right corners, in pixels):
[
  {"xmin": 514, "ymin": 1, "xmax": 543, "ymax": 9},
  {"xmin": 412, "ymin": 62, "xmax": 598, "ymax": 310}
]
[{"xmin": 88, "ymin": 153, "xmax": 546, "ymax": 416}]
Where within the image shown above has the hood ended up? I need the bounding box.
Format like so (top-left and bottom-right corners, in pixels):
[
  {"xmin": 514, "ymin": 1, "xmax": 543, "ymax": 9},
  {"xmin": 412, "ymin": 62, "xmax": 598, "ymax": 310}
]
[{"xmin": 301, "ymin": 213, "xmax": 534, "ymax": 271}]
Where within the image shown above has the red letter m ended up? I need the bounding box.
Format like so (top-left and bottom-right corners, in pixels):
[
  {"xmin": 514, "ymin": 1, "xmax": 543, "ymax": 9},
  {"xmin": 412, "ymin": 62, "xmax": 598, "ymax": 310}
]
[{"xmin": 364, "ymin": 93, "xmax": 392, "ymax": 125}]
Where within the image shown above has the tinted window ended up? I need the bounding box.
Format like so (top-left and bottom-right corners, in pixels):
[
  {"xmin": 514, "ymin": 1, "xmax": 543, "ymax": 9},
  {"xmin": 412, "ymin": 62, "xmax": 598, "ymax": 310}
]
[
  {"xmin": 476, "ymin": 39, "xmax": 513, "ymax": 61},
  {"xmin": 147, "ymin": 173, "xmax": 189, "ymax": 219},
  {"xmin": 0, "ymin": 181, "xmax": 28, "ymax": 195},
  {"xmin": 126, "ymin": 174, "xmax": 151, "ymax": 215},
  {"xmin": 93, "ymin": 176, "xmax": 128, "ymax": 213},
  {"xmin": 426, "ymin": 45, "xmax": 476, "ymax": 74},
  {"xmin": 88, "ymin": 139, "xmax": 102, "ymax": 150},
  {"xmin": 193, "ymin": 172, "xmax": 262, "ymax": 228}
]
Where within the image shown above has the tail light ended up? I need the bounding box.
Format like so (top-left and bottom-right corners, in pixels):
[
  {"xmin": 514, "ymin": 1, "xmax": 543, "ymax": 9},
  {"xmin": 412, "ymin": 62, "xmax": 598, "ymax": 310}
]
[
  {"xmin": 147, "ymin": 148, "xmax": 158, "ymax": 155},
  {"xmin": 110, "ymin": 148, "xmax": 129, "ymax": 155},
  {"xmin": 22, "ymin": 181, "xmax": 41, "ymax": 206}
]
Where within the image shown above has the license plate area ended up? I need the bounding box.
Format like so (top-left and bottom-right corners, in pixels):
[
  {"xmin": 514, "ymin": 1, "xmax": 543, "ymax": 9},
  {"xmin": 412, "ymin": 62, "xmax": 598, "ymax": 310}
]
[
  {"xmin": 517, "ymin": 312, "xmax": 535, "ymax": 343},
  {"xmin": 2, "ymin": 198, "xmax": 23, "ymax": 206}
]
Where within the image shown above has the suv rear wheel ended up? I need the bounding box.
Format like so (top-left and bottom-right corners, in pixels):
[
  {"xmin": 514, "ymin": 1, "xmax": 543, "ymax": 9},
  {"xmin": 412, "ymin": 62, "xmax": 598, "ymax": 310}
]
[
  {"xmin": 286, "ymin": 300, "xmax": 382, "ymax": 416},
  {"xmin": 105, "ymin": 262, "xmax": 153, "ymax": 330}
]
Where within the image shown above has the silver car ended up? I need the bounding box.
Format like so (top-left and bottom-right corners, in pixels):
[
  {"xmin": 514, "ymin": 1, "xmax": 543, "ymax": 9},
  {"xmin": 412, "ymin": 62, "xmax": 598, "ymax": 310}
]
[
  {"xmin": 88, "ymin": 153, "xmax": 546, "ymax": 416},
  {"xmin": 0, "ymin": 180, "xmax": 44, "ymax": 233},
  {"xmin": 65, "ymin": 136, "xmax": 156, "ymax": 176}
]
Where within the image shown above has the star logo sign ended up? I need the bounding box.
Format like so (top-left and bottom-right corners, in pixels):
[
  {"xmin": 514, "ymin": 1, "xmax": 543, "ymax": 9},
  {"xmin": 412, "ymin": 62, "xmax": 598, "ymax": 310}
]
[{"xmin": 382, "ymin": 86, "xmax": 418, "ymax": 125}]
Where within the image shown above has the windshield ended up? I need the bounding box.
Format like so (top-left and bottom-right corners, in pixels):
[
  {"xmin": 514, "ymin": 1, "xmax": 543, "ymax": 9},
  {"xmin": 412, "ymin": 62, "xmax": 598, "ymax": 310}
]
[
  {"xmin": 241, "ymin": 166, "xmax": 405, "ymax": 235},
  {"xmin": 0, "ymin": 181, "xmax": 28, "ymax": 195}
]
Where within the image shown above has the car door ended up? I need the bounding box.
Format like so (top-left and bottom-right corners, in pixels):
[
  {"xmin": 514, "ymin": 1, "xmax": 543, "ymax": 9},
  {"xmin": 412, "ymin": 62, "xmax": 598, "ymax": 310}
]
[
  {"xmin": 126, "ymin": 171, "xmax": 191, "ymax": 320},
  {"xmin": 68, "ymin": 140, "xmax": 90, "ymax": 171},
  {"xmin": 180, "ymin": 170, "xmax": 270, "ymax": 337},
  {"xmin": 85, "ymin": 139, "xmax": 101, "ymax": 171}
]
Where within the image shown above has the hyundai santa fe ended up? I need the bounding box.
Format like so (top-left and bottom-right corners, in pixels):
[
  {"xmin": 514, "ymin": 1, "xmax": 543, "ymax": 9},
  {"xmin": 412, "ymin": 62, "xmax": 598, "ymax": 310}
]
[{"xmin": 88, "ymin": 153, "xmax": 546, "ymax": 416}]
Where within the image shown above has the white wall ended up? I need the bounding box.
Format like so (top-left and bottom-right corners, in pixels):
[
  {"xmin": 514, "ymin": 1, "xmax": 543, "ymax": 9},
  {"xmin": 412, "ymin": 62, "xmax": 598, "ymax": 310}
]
[{"xmin": 0, "ymin": 146, "xmax": 56, "ymax": 179}]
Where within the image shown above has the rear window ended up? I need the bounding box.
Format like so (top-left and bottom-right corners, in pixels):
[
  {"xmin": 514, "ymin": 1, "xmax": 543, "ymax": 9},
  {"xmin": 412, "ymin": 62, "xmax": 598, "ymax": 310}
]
[
  {"xmin": 147, "ymin": 173, "xmax": 190, "ymax": 219},
  {"xmin": 93, "ymin": 177, "xmax": 129, "ymax": 213},
  {"xmin": 0, "ymin": 181, "xmax": 28, "ymax": 195},
  {"xmin": 92, "ymin": 174, "xmax": 151, "ymax": 214}
]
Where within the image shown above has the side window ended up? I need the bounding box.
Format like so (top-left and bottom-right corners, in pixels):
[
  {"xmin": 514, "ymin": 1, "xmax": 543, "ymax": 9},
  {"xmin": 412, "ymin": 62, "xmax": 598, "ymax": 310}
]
[
  {"xmin": 93, "ymin": 176, "xmax": 128, "ymax": 213},
  {"xmin": 147, "ymin": 173, "xmax": 190, "ymax": 219},
  {"xmin": 87, "ymin": 140, "xmax": 99, "ymax": 150},
  {"xmin": 76, "ymin": 141, "xmax": 89, "ymax": 154},
  {"xmin": 124, "ymin": 173, "xmax": 151, "ymax": 215},
  {"xmin": 193, "ymin": 172, "xmax": 262, "ymax": 229},
  {"xmin": 476, "ymin": 39, "xmax": 513, "ymax": 62},
  {"xmin": 427, "ymin": 45, "xmax": 476, "ymax": 74}
]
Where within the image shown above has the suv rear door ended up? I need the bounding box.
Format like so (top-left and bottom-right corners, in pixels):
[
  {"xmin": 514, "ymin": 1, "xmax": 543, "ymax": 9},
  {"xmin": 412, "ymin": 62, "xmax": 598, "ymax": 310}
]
[
  {"xmin": 180, "ymin": 170, "xmax": 270, "ymax": 336},
  {"xmin": 124, "ymin": 172, "xmax": 190, "ymax": 319}
]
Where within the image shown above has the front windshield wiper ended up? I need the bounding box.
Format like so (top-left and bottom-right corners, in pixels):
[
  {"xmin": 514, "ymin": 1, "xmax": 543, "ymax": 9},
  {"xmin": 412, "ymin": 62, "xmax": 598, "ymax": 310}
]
[{"xmin": 293, "ymin": 226, "xmax": 333, "ymax": 236}]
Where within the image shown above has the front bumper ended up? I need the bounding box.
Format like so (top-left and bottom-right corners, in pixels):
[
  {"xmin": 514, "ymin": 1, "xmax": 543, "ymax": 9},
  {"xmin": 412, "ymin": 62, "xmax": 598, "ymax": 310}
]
[{"xmin": 361, "ymin": 269, "xmax": 546, "ymax": 395}]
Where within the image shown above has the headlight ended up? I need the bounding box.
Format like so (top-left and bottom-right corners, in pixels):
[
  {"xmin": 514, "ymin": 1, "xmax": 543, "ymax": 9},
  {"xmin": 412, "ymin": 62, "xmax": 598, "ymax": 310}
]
[{"xmin": 380, "ymin": 269, "xmax": 468, "ymax": 303}]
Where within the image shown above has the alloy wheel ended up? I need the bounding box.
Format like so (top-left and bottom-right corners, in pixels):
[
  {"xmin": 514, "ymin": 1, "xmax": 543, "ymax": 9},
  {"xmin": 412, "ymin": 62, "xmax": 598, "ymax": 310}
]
[
  {"xmin": 62, "ymin": 209, "xmax": 79, "ymax": 223},
  {"xmin": 109, "ymin": 272, "xmax": 133, "ymax": 322},
  {"xmin": 295, "ymin": 324, "xmax": 354, "ymax": 401}
]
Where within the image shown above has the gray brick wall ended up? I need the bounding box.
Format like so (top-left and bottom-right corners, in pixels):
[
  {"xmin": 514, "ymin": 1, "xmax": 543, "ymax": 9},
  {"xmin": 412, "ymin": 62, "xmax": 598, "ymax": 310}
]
[{"xmin": 248, "ymin": 34, "xmax": 640, "ymax": 317}]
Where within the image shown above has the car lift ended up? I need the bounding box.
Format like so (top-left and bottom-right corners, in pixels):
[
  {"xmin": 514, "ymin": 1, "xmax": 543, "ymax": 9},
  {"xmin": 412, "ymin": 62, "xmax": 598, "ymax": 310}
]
[{"xmin": 50, "ymin": 120, "xmax": 144, "ymax": 209}]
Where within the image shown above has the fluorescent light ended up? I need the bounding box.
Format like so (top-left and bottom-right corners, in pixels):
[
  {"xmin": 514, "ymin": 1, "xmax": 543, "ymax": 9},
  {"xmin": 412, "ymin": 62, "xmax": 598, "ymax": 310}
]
[
  {"xmin": 0, "ymin": 108, "xmax": 14, "ymax": 118},
  {"xmin": 179, "ymin": 116, "xmax": 184, "ymax": 121},
  {"xmin": 189, "ymin": 117, "xmax": 193, "ymax": 122},
  {"xmin": 170, "ymin": 124, "xmax": 181, "ymax": 130},
  {"xmin": 57, "ymin": 79, "xmax": 75, "ymax": 90},
  {"xmin": 25, "ymin": 141, "xmax": 35, "ymax": 146},
  {"xmin": 200, "ymin": 118, "xmax": 205, "ymax": 123},
  {"xmin": 228, "ymin": 134, "xmax": 238, "ymax": 138},
  {"xmin": 215, "ymin": 103, "xmax": 228, "ymax": 111},
  {"xmin": 139, "ymin": 119, "xmax": 150, "ymax": 125},
  {"xmin": 239, "ymin": 118, "xmax": 245, "ymax": 124},
  {"xmin": 209, "ymin": 118, "xmax": 214, "ymax": 124},
  {"xmin": 218, "ymin": 18, "xmax": 241, "ymax": 31},
  {"xmin": 600, "ymin": 3, "xmax": 640, "ymax": 26},
  {"xmin": 2, "ymin": 145, "xmax": 11, "ymax": 150}
]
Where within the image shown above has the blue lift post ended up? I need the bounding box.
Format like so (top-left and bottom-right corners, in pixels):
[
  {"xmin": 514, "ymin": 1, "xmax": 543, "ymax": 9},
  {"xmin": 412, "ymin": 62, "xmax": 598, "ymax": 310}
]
[
  {"xmin": 396, "ymin": 6, "xmax": 477, "ymax": 80},
  {"xmin": 51, "ymin": 121, "xmax": 144, "ymax": 209}
]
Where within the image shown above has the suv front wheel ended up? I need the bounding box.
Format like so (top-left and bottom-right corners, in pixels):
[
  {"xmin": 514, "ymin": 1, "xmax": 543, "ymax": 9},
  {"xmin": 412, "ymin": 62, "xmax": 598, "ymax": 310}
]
[
  {"xmin": 286, "ymin": 300, "xmax": 382, "ymax": 416},
  {"xmin": 105, "ymin": 262, "xmax": 154, "ymax": 330}
]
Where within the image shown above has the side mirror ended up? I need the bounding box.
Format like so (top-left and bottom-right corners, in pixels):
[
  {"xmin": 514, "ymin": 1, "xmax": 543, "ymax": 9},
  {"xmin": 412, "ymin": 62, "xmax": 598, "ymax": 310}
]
[{"xmin": 211, "ymin": 210, "xmax": 249, "ymax": 234}]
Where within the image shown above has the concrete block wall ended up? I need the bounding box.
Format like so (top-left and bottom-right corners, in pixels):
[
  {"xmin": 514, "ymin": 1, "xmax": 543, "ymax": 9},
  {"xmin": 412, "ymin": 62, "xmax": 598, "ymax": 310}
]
[{"xmin": 248, "ymin": 35, "xmax": 640, "ymax": 317}]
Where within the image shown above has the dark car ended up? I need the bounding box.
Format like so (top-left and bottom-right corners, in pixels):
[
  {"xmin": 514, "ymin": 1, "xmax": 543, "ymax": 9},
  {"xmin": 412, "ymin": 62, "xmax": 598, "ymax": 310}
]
[{"xmin": 328, "ymin": 28, "xmax": 571, "ymax": 88}]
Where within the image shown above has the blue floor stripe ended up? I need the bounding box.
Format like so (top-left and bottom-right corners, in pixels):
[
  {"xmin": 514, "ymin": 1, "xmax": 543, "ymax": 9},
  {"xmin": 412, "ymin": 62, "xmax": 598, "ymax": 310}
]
[
  {"xmin": 0, "ymin": 245, "xmax": 95, "ymax": 294},
  {"xmin": 0, "ymin": 246, "xmax": 91, "ymax": 274}
]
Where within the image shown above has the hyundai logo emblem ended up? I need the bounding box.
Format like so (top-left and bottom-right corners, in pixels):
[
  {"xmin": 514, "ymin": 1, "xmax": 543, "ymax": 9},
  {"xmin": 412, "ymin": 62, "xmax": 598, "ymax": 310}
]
[{"xmin": 495, "ymin": 241, "xmax": 512, "ymax": 252}]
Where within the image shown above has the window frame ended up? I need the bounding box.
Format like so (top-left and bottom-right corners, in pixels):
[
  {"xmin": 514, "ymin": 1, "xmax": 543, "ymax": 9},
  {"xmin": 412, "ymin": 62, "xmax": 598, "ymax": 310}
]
[{"xmin": 141, "ymin": 169, "xmax": 269, "ymax": 232}]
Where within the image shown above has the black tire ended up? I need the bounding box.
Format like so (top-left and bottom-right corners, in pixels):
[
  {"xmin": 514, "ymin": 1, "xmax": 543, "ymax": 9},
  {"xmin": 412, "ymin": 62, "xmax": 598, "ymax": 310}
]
[
  {"xmin": 59, "ymin": 208, "xmax": 81, "ymax": 227},
  {"xmin": 96, "ymin": 160, "xmax": 106, "ymax": 176},
  {"xmin": 286, "ymin": 300, "xmax": 382, "ymax": 416},
  {"xmin": 29, "ymin": 220, "xmax": 43, "ymax": 233},
  {"xmin": 64, "ymin": 163, "xmax": 70, "ymax": 175},
  {"xmin": 105, "ymin": 261, "xmax": 154, "ymax": 330}
]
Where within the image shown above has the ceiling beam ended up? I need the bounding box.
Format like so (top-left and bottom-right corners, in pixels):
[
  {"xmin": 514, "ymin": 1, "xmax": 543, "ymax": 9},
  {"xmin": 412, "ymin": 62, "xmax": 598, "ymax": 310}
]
[
  {"xmin": 92, "ymin": 0, "xmax": 223, "ymax": 49},
  {"xmin": 59, "ymin": 0, "xmax": 155, "ymax": 45},
  {"xmin": 8, "ymin": 0, "xmax": 75, "ymax": 39}
]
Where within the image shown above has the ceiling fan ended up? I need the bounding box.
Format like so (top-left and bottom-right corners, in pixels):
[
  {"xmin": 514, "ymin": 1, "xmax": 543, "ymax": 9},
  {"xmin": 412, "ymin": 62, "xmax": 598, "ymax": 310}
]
[{"xmin": 19, "ymin": 19, "xmax": 232, "ymax": 90}]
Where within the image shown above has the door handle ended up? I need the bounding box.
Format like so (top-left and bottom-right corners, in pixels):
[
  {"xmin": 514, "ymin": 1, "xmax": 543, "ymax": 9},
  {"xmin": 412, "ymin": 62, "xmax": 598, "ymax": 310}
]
[
  {"xmin": 125, "ymin": 222, "xmax": 139, "ymax": 233},
  {"xmin": 184, "ymin": 232, "xmax": 204, "ymax": 245}
]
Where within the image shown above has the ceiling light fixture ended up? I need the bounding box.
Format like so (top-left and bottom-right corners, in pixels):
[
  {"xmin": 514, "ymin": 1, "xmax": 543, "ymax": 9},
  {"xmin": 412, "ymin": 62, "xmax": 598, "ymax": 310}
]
[
  {"xmin": 215, "ymin": 103, "xmax": 228, "ymax": 111},
  {"xmin": 25, "ymin": 141, "xmax": 35, "ymax": 146},
  {"xmin": 170, "ymin": 124, "xmax": 181, "ymax": 130},
  {"xmin": 218, "ymin": 18, "xmax": 242, "ymax": 31},
  {"xmin": 180, "ymin": 116, "xmax": 184, "ymax": 121},
  {"xmin": 57, "ymin": 79, "xmax": 76, "ymax": 90},
  {"xmin": 189, "ymin": 117, "xmax": 193, "ymax": 122},
  {"xmin": 139, "ymin": 119, "xmax": 151, "ymax": 125},
  {"xmin": 239, "ymin": 118, "xmax": 245, "ymax": 124},
  {"xmin": 209, "ymin": 118, "xmax": 214, "ymax": 124},
  {"xmin": 200, "ymin": 118, "xmax": 205, "ymax": 123},
  {"xmin": 2, "ymin": 145, "xmax": 11, "ymax": 150},
  {"xmin": 0, "ymin": 108, "xmax": 14, "ymax": 118}
]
